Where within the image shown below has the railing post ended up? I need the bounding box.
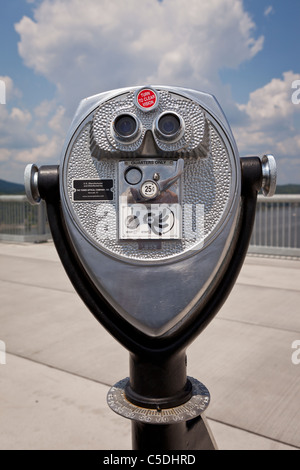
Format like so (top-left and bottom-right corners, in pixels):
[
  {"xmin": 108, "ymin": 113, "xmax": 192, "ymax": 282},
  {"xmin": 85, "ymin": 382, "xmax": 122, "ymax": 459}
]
[
  {"xmin": 0, "ymin": 195, "xmax": 50, "ymax": 242},
  {"xmin": 248, "ymin": 194, "xmax": 300, "ymax": 257}
]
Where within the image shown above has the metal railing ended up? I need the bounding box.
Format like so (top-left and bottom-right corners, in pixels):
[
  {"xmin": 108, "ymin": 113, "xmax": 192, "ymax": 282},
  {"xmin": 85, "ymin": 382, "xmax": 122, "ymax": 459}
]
[
  {"xmin": 0, "ymin": 194, "xmax": 299, "ymax": 256},
  {"xmin": 249, "ymin": 194, "xmax": 300, "ymax": 257},
  {"xmin": 0, "ymin": 195, "xmax": 51, "ymax": 242}
]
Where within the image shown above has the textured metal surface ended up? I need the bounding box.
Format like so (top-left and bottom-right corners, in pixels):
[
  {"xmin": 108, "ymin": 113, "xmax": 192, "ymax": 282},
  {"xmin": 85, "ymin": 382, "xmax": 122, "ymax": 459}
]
[
  {"xmin": 63, "ymin": 88, "xmax": 235, "ymax": 262},
  {"xmin": 107, "ymin": 377, "xmax": 210, "ymax": 424}
]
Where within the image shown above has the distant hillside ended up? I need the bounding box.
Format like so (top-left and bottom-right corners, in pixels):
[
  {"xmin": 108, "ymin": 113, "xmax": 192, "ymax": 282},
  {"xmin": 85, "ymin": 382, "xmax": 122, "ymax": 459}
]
[
  {"xmin": 0, "ymin": 179, "xmax": 25, "ymax": 195},
  {"xmin": 276, "ymin": 184, "xmax": 300, "ymax": 194}
]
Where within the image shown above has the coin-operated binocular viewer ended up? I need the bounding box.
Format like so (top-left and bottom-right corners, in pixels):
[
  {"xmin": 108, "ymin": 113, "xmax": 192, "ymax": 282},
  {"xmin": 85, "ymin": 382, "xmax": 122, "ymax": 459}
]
[{"xmin": 25, "ymin": 86, "xmax": 276, "ymax": 450}]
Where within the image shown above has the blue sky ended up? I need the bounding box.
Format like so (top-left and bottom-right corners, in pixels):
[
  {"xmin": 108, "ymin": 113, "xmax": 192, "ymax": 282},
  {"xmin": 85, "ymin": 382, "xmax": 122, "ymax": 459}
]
[
  {"xmin": 0, "ymin": 0, "xmax": 299, "ymax": 184},
  {"xmin": 221, "ymin": 0, "xmax": 300, "ymax": 102},
  {"xmin": 0, "ymin": 1, "xmax": 54, "ymax": 108}
]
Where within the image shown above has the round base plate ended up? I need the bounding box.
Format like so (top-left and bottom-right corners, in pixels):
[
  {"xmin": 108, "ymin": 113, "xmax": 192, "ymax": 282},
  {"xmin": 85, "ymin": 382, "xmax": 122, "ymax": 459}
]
[{"xmin": 107, "ymin": 377, "xmax": 210, "ymax": 425}]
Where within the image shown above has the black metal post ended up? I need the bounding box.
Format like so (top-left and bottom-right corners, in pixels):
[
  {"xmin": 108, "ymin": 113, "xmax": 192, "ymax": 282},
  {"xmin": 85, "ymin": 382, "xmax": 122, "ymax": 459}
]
[
  {"xmin": 131, "ymin": 415, "xmax": 216, "ymax": 450},
  {"xmin": 126, "ymin": 350, "xmax": 191, "ymax": 409},
  {"xmin": 126, "ymin": 351, "xmax": 216, "ymax": 450}
]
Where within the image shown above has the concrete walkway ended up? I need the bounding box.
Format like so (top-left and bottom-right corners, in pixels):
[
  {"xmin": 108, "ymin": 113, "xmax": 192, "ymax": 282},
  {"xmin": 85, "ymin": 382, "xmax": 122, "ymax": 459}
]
[{"xmin": 0, "ymin": 242, "xmax": 299, "ymax": 450}]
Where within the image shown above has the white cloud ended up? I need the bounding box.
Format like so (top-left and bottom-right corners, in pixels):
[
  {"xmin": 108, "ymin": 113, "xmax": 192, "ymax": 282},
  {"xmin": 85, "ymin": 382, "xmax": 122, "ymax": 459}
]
[
  {"xmin": 0, "ymin": 77, "xmax": 66, "ymax": 181},
  {"xmin": 3, "ymin": 0, "xmax": 297, "ymax": 184},
  {"xmin": 0, "ymin": 149, "xmax": 11, "ymax": 163},
  {"xmin": 48, "ymin": 105, "xmax": 67, "ymax": 134},
  {"xmin": 34, "ymin": 99, "xmax": 56, "ymax": 119},
  {"xmin": 236, "ymin": 72, "xmax": 299, "ymax": 144},
  {"xmin": 15, "ymin": 0, "xmax": 264, "ymax": 111},
  {"xmin": 10, "ymin": 107, "xmax": 32, "ymax": 125},
  {"xmin": 236, "ymin": 71, "xmax": 300, "ymax": 146},
  {"xmin": 0, "ymin": 76, "xmax": 22, "ymax": 103},
  {"xmin": 233, "ymin": 71, "xmax": 300, "ymax": 183},
  {"xmin": 14, "ymin": 134, "xmax": 63, "ymax": 163},
  {"xmin": 1, "ymin": 0, "xmax": 265, "ymax": 182},
  {"xmin": 264, "ymin": 6, "xmax": 274, "ymax": 17}
]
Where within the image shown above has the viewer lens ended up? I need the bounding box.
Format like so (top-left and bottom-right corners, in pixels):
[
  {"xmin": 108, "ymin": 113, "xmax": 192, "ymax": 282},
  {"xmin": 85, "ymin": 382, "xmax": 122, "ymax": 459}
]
[
  {"xmin": 158, "ymin": 114, "xmax": 180, "ymax": 136},
  {"xmin": 114, "ymin": 114, "xmax": 138, "ymax": 138},
  {"xmin": 155, "ymin": 113, "xmax": 183, "ymax": 141}
]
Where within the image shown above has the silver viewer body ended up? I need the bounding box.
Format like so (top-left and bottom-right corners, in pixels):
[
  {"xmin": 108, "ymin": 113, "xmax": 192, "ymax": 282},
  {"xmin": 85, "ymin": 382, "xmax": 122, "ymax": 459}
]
[{"xmin": 60, "ymin": 86, "xmax": 241, "ymax": 336}]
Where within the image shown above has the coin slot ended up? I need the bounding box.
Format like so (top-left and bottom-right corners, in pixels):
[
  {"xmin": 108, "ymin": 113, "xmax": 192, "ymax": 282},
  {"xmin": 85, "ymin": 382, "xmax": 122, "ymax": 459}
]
[{"xmin": 124, "ymin": 167, "xmax": 143, "ymax": 185}]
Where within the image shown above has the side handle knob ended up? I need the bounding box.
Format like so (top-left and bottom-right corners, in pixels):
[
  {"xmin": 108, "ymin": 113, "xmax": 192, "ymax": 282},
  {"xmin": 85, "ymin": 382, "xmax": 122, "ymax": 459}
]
[
  {"xmin": 261, "ymin": 154, "xmax": 277, "ymax": 197},
  {"xmin": 24, "ymin": 164, "xmax": 41, "ymax": 205}
]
